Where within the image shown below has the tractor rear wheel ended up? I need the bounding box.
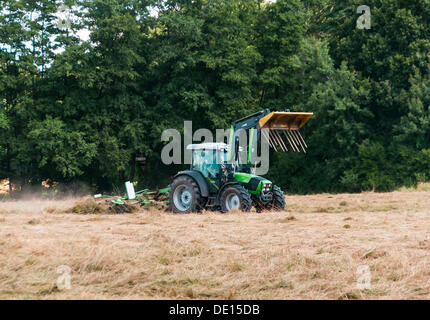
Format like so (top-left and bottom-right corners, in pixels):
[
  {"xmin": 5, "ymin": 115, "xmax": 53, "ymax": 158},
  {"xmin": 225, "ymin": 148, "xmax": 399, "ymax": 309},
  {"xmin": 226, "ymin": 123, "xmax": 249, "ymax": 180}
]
[
  {"xmin": 220, "ymin": 185, "xmax": 252, "ymax": 213},
  {"xmin": 169, "ymin": 176, "xmax": 203, "ymax": 213}
]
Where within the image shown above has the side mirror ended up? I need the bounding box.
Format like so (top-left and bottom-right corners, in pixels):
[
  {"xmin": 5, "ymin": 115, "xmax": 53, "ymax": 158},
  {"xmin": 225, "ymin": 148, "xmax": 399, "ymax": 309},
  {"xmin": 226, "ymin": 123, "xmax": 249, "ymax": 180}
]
[{"xmin": 234, "ymin": 136, "xmax": 240, "ymax": 162}]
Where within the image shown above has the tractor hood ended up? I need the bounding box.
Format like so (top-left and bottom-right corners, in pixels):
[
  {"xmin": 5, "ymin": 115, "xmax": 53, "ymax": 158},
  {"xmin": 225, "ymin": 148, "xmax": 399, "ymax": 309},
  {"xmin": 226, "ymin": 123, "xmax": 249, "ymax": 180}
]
[{"xmin": 234, "ymin": 173, "xmax": 272, "ymax": 195}]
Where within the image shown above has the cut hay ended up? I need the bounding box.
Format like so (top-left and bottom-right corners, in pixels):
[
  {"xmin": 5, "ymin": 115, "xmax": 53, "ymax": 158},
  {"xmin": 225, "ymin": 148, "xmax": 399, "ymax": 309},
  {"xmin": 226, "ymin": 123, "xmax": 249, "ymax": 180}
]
[{"xmin": 69, "ymin": 197, "xmax": 109, "ymax": 215}]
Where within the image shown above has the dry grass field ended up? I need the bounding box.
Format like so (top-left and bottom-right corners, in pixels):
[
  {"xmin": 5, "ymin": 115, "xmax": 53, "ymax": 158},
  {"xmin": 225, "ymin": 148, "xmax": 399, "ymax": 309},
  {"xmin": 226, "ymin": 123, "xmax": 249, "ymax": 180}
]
[{"xmin": 1, "ymin": 189, "xmax": 430, "ymax": 300}]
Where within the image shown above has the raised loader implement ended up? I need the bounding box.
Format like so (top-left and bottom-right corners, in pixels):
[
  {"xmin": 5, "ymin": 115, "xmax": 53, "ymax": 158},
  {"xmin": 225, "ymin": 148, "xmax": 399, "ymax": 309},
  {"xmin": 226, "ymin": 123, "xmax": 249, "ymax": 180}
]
[
  {"xmin": 257, "ymin": 111, "xmax": 313, "ymax": 153},
  {"xmin": 168, "ymin": 109, "xmax": 313, "ymax": 213}
]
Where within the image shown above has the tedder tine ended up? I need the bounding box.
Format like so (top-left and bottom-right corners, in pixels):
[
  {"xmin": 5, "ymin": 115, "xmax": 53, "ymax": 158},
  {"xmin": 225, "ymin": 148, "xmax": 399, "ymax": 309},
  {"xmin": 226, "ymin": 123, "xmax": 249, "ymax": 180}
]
[
  {"xmin": 295, "ymin": 131, "xmax": 307, "ymax": 153},
  {"xmin": 281, "ymin": 130, "xmax": 294, "ymax": 152},
  {"xmin": 261, "ymin": 130, "xmax": 274, "ymax": 150},
  {"xmin": 269, "ymin": 130, "xmax": 277, "ymax": 146},
  {"xmin": 287, "ymin": 130, "xmax": 300, "ymax": 152},
  {"xmin": 269, "ymin": 130, "xmax": 279, "ymax": 152},
  {"xmin": 292, "ymin": 130, "xmax": 306, "ymax": 153},
  {"xmin": 275, "ymin": 130, "xmax": 288, "ymax": 152},
  {"xmin": 288, "ymin": 130, "xmax": 301, "ymax": 152},
  {"xmin": 274, "ymin": 131, "xmax": 286, "ymax": 152},
  {"xmin": 296, "ymin": 130, "xmax": 308, "ymax": 149},
  {"xmin": 264, "ymin": 130, "xmax": 278, "ymax": 152},
  {"xmin": 283, "ymin": 130, "xmax": 299, "ymax": 152},
  {"xmin": 296, "ymin": 130, "xmax": 308, "ymax": 152},
  {"xmin": 270, "ymin": 129, "xmax": 282, "ymax": 150}
]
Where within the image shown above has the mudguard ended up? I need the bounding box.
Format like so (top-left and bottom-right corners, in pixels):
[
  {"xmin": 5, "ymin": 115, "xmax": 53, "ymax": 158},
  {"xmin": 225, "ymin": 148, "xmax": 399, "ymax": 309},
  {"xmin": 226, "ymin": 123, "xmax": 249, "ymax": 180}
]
[
  {"xmin": 174, "ymin": 170, "xmax": 210, "ymax": 197},
  {"xmin": 216, "ymin": 182, "xmax": 240, "ymax": 200}
]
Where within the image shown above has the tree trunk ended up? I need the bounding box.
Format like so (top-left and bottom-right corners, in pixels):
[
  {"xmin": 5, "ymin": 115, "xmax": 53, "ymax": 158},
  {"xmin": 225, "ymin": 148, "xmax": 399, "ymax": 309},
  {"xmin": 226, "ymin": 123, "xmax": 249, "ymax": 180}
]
[
  {"xmin": 6, "ymin": 145, "xmax": 12, "ymax": 193},
  {"xmin": 128, "ymin": 156, "xmax": 136, "ymax": 182}
]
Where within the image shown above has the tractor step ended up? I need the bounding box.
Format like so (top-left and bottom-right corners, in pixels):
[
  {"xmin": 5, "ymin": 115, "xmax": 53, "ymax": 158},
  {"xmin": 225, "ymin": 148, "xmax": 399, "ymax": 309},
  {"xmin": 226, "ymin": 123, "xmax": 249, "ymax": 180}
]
[{"xmin": 204, "ymin": 197, "xmax": 219, "ymax": 209}]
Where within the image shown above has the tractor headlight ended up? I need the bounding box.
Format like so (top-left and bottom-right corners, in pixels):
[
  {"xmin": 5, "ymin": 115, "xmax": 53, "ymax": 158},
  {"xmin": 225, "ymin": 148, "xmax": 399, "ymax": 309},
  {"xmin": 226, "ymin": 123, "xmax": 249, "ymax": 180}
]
[{"xmin": 262, "ymin": 184, "xmax": 271, "ymax": 193}]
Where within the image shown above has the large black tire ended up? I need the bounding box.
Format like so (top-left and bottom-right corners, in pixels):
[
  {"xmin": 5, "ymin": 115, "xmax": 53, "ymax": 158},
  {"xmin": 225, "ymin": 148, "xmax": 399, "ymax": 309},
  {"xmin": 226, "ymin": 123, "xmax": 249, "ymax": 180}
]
[
  {"xmin": 220, "ymin": 185, "xmax": 252, "ymax": 213},
  {"xmin": 251, "ymin": 196, "xmax": 266, "ymax": 213},
  {"xmin": 252, "ymin": 185, "xmax": 286, "ymax": 212},
  {"xmin": 271, "ymin": 185, "xmax": 286, "ymax": 211},
  {"xmin": 169, "ymin": 176, "xmax": 203, "ymax": 213}
]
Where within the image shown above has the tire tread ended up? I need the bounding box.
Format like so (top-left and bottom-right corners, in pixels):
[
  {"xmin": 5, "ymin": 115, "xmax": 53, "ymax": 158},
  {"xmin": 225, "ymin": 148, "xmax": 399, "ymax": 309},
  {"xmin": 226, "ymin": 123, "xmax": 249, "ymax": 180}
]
[
  {"xmin": 220, "ymin": 184, "xmax": 252, "ymax": 213},
  {"xmin": 169, "ymin": 176, "xmax": 203, "ymax": 213}
]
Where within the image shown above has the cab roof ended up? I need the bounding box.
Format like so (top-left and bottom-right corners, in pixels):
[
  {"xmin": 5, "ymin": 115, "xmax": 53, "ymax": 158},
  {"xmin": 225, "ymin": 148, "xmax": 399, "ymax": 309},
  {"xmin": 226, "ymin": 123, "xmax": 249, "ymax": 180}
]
[{"xmin": 186, "ymin": 143, "xmax": 229, "ymax": 151}]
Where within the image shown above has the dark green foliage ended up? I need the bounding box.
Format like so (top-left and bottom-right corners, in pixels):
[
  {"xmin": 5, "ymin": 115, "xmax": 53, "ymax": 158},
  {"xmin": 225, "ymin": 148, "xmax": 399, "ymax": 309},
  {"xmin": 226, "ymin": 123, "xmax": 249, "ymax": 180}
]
[
  {"xmin": 268, "ymin": 0, "xmax": 430, "ymax": 193},
  {"xmin": 1, "ymin": 0, "xmax": 430, "ymax": 193},
  {"xmin": 27, "ymin": 117, "xmax": 96, "ymax": 179}
]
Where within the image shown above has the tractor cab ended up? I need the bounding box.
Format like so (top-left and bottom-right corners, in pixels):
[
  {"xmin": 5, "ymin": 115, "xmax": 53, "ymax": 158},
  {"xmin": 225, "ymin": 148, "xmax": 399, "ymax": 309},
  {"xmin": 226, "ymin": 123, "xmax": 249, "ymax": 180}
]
[{"xmin": 187, "ymin": 143, "xmax": 244, "ymax": 180}]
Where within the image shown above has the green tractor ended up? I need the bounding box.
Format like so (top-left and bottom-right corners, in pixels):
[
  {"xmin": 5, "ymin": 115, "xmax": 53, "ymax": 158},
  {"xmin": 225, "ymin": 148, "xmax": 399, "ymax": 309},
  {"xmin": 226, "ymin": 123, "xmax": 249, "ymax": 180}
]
[{"xmin": 169, "ymin": 109, "xmax": 313, "ymax": 213}]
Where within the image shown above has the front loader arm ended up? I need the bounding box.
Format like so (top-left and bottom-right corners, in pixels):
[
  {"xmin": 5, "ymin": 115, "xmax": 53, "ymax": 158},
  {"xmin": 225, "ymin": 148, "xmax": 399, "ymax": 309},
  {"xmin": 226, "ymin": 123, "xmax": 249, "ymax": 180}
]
[{"xmin": 227, "ymin": 109, "xmax": 314, "ymax": 163}]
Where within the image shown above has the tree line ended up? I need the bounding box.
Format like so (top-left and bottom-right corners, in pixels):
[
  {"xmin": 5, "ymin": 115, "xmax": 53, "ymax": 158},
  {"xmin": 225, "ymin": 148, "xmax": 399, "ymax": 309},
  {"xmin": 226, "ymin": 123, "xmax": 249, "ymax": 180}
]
[{"xmin": 1, "ymin": 0, "xmax": 430, "ymax": 194}]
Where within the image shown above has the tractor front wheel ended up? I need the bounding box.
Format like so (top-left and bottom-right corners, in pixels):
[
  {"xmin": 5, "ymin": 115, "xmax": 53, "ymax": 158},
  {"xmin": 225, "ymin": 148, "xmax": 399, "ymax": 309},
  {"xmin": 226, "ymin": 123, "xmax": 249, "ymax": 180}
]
[
  {"xmin": 271, "ymin": 185, "xmax": 286, "ymax": 211},
  {"xmin": 220, "ymin": 185, "xmax": 252, "ymax": 213},
  {"xmin": 169, "ymin": 176, "xmax": 203, "ymax": 213}
]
